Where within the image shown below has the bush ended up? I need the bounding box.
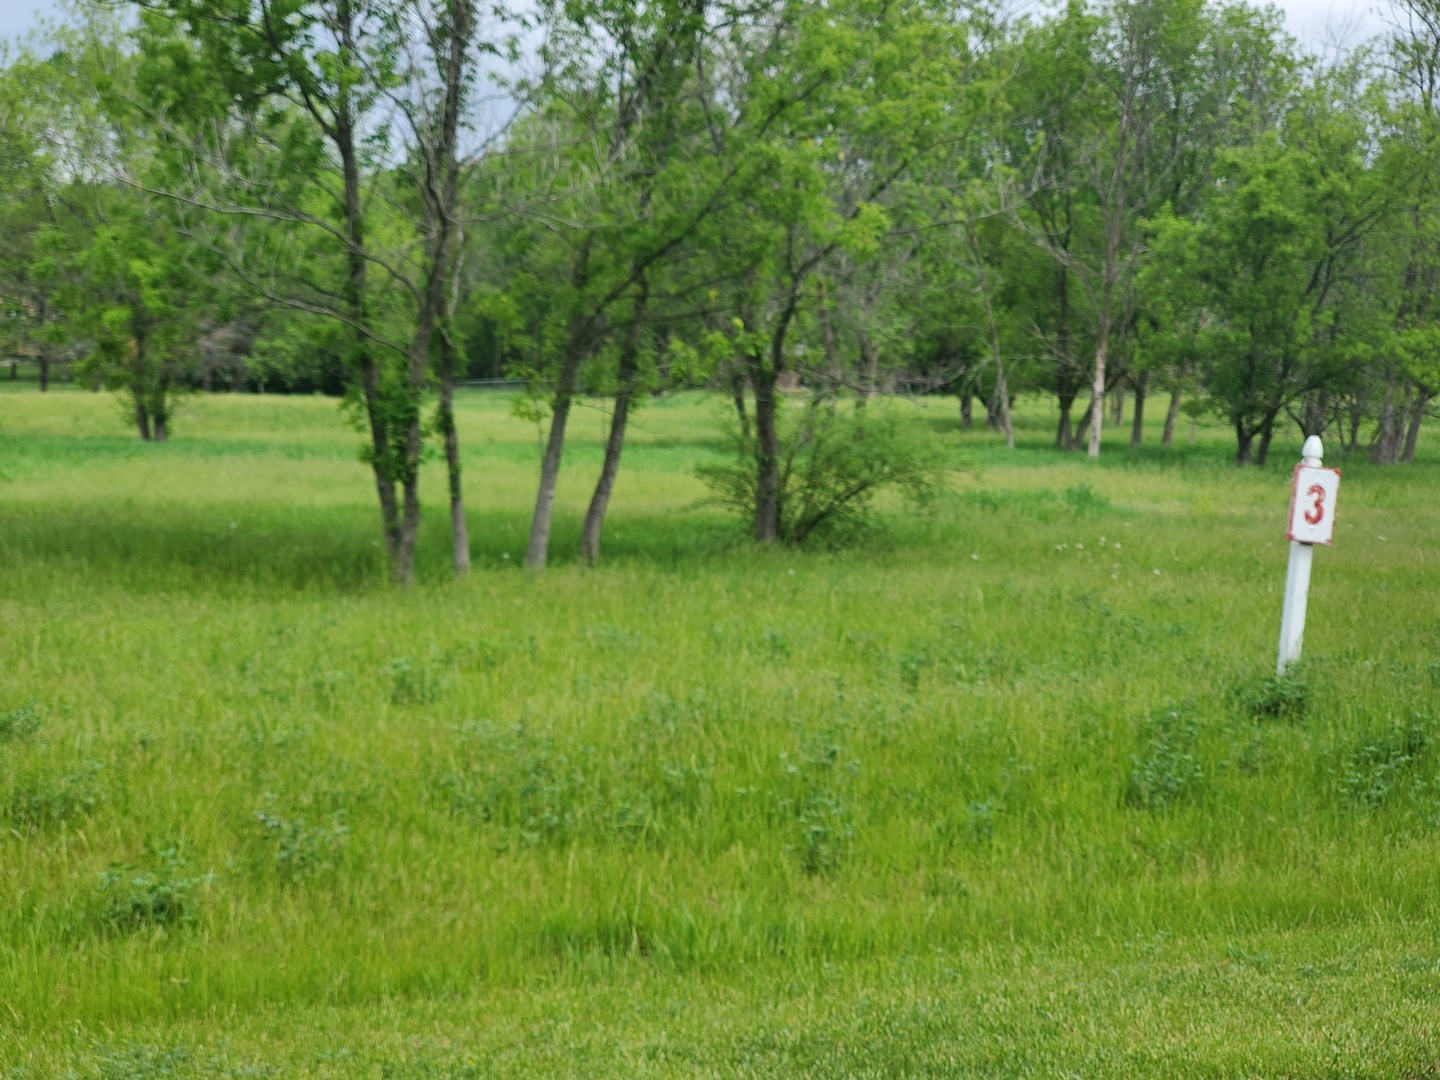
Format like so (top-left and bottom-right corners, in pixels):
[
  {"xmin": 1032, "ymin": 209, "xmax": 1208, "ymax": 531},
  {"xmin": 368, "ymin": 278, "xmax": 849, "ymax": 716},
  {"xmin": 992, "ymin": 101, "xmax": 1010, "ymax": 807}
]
[
  {"xmin": 697, "ymin": 396, "xmax": 944, "ymax": 545},
  {"xmin": 100, "ymin": 847, "xmax": 211, "ymax": 930},
  {"xmin": 1232, "ymin": 672, "xmax": 1308, "ymax": 720},
  {"xmin": 253, "ymin": 798, "xmax": 350, "ymax": 883},
  {"xmin": 0, "ymin": 701, "xmax": 42, "ymax": 741},
  {"xmin": 385, "ymin": 656, "xmax": 446, "ymax": 706},
  {"xmin": 1336, "ymin": 718, "xmax": 1433, "ymax": 809},
  {"xmin": 3, "ymin": 760, "xmax": 102, "ymax": 829},
  {"xmin": 1126, "ymin": 707, "xmax": 1204, "ymax": 810}
]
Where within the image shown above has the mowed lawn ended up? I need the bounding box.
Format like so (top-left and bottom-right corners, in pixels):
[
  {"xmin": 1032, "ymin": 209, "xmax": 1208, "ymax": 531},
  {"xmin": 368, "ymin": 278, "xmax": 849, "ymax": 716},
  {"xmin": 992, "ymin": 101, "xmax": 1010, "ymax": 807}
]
[{"xmin": 1, "ymin": 385, "xmax": 1439, "ymax": 1077}]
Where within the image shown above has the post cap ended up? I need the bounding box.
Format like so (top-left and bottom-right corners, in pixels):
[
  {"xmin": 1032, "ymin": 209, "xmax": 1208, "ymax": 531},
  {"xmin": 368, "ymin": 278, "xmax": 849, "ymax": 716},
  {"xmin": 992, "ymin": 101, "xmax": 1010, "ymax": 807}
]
[{"xmin": 1301, "ymin": 435, "xmax": 1323, "ymax": 465}]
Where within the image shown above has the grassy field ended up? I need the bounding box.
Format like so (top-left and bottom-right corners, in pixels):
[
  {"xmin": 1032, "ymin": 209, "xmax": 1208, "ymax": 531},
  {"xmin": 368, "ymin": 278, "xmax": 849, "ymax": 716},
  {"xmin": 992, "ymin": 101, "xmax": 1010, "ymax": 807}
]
[{"xmin": 1, "ymin": 385, "xmax": 1439, "ymax": 1077}]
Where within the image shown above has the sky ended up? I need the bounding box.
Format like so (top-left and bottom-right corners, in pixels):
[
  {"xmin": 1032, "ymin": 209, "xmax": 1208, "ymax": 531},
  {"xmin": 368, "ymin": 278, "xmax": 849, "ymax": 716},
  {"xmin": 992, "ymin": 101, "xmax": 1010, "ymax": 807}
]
[{"xmin": 0, "ymin": 0, "xmax": 1404, "ymax": 58}]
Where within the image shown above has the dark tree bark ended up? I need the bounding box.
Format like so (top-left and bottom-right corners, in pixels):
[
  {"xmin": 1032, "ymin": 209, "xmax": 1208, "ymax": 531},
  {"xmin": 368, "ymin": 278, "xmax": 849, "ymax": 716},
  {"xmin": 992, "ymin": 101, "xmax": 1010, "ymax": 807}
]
[
  {"xmin": 1111, "ymin": 382, "xmax": 1125, "ymax": 427},
  {"xmin": 961, "ymin": 392, "xmax": 973, "ymax": 429},
  {"xmin": 134, "ymin": 393, "xmax": 152, "ymax": 441},
  {"xmin": 1162, "ymin": 384, "xmax": 1182, "ymax": 447},
  {"xmin": 1073, "ymin": 396, "xmax": 1094, "ymax": 450},
  {"xmin": 333, "ymin": 40, "xmax": 402, "ymax": 571},
  {"xmin": 1370, "ymin": 366, "xmax": 1402, "ymax": 464},
  {"xmin": 1234, "ymin": 421, "xmax": 1253, "ymax": 465},
  {"xmin": 731, "ymin": 371, "xmax": 750, "ymax": 440},
  {"xmin": 751, "ymin": 360, "xmax": 781, "ymax": 542},
  {"xmin": 579, "ymin": 283, "xmax": 648, "ymax": 564},
  {"xmin": 1402, "ymin": 388, "xmax": 1429, "ymax": 464},
  {"xmin": 1055, "ymin": 389, "xmax": 1076, "ymax": 448},
  {"xmin": 1255, "ymin": 417, "xmax": 1277, "ymax": 466},
  {"xmin": 38, "ymin": 352, "xmax": 50, "ymax": 392},
  {"xmin": 1129, "ymin": 371, "xmax": 1147, "ymax": 447},
  {"xmin": 438, "ymin": 328, "xmax": 470, "ymax": 575},
  {"xmin": 525, "ymin": 236, "xmax": 594, "ymax": 570},
  {"xmin": 526, "ymin": 357, "xmax": 581, "ymax": 568}
]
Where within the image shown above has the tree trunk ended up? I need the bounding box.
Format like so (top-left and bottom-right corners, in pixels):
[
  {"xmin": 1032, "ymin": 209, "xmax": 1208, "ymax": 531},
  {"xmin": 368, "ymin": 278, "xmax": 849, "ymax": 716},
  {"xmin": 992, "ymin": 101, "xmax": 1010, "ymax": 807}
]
[
  {"xmin": 1370, "ymin": 366, "xmax": 1401, "ymax": 464},
  {"xmin": 1234, "ymin": 422, "xmax": 1252, "ymax": 465},
  {"xmin": 1129, "ymin": 371, "xmax": 1146, "ymax": 448},
  {"xmin": 578, "ymin": 388, "xmax": 633, "ymax": 565},
  {"xmin": 1087, "ymin": 315, "xmax": 1111, "ymax": 459},
  {"xmin": 965, "ymin": 217, "xmax": 1011, "ymax": 448},
  {"xmin": 752, "ymin": 361, "xmax": 781, "ymax": 542},
  {"xmin": 1055, "ymin": 390, "xmax": 1075, "ymax": 448},
  {"xmin": 579, "ymin": 285, "xmax": 647, "ymax": 565},
  {"xmin": 333, "ymin": 3, "xmax": 402, "ymax": 575},
  {"xmin": 526, "ymin": 349, "xmax": 582, "ymax": 569},
  {"xmin": 961, "ymin": 391, "xmax": 973, "ymax": 429},
  {"xmin": 1162, "ymin": 383, "xmax": 1182, "ymax": 448},
  {"xmin": 134, "ymin": 393, "xmax": 152, "ymax": 441},
  {"xmin": 1110, "ymin": 383, "xmax": 1125, "ymax": 427},
  {"xmin": 438, "ymin": 330, "xmax": 470, "ymax": 575},
  {"xmin": 1402, "ymin": 389, "xmax": 1429, "ymax": 464},
  {"xmin": 1254, "ymin": 417, "xmax": 1277, "ymax": 466},
  {"xmin": 1073, "ymin": 396, "xmax": 1093, "ymax": 451},
  {"xmin": 731, "ymin": 372, "xmax": 750, "ymax": 440}
]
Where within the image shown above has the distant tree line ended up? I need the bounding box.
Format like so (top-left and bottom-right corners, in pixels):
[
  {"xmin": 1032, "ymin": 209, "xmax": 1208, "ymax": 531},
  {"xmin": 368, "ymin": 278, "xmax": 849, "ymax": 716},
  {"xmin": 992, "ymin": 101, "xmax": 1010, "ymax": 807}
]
[{"xmin": 3, "ymin": 0, "xmax": 1440, "ymax": 578}]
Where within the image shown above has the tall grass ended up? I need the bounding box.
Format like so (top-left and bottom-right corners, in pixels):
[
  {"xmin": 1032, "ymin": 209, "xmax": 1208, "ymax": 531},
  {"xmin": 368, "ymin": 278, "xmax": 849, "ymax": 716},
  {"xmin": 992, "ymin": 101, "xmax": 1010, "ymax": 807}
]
[{"xmin": 2, "ymin": 386, "xmax": 1438, "ymax": 1075}]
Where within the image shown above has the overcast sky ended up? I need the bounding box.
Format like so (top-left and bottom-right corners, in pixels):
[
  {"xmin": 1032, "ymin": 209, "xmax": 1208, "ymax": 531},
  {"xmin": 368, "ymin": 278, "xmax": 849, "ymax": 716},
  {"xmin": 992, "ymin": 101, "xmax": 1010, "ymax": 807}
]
[{"xmin": 0, "ymin": 0, "xmax": 1403, "ymax": 60}]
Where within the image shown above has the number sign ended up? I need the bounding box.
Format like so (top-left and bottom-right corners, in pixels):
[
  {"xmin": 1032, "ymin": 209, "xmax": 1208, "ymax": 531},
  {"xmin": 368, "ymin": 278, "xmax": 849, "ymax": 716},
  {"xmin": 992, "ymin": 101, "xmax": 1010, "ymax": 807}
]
[{"xmin": 1286, "ymin": 465, "xmax": 1340, "ymax": 545}]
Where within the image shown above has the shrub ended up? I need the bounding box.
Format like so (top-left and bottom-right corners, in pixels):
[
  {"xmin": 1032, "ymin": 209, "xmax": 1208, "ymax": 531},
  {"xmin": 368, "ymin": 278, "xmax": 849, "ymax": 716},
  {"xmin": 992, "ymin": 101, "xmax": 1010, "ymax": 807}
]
[
  {"xmin": 3, "ymin": 760, "xmax": 102, "ymax": 829},
  {"xmin": 0, "ymin": 701, "xmax": 42, "ymax": 741},
  {"xmin": 439, "ymin": 723, "xmax": 589, "ymax": 846},
  {"xmin": 697, "ymin": 396, "xmax": 944, "ymax": 545},
  {"xmin": 1336, "ymin": 718, "xmax": 1433, "ymax": 809},
  {"xmin": 100, "ymin": 847, "xmax": 211, "ymax": 930},
  {"xmin": 1232, "ymin": 672, "xmax": 1308, "ymax": 720},
  {"xmin": 253, "ymin": 798, "xmax": 349, "ymax": 883},
  {"xmin": 1126, "ymin": 707, "xmax": 1204, "ymax": 810},
  {"xmin": 779, "ymin": 739, "xmax": 858, "ymax": 875},
  {"xmin": 385, "ymin": 656, "xmax": 445, "ymax": 706},
  {"xmin": 1063, "ymin": 483, "xmax": 1110, "ymax": 518}
]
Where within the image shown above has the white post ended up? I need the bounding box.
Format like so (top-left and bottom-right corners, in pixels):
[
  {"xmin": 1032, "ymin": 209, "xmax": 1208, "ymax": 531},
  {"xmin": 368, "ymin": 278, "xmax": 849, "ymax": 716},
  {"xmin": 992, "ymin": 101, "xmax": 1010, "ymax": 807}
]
[
  {"xmin": 1276, "ymin": 435, "xmax": 1324, "ymax": 674},
  {"xmin": 1276, "ymin": 541, "xmax": 1313, "ymax": 674}
]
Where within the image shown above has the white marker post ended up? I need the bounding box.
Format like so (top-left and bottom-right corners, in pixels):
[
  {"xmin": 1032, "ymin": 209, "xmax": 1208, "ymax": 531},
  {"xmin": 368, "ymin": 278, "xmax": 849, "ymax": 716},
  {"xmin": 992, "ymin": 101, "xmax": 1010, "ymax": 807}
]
[{"xmin": 1276, "ymin": 435, "xmax": 1340, "ymax": 674}]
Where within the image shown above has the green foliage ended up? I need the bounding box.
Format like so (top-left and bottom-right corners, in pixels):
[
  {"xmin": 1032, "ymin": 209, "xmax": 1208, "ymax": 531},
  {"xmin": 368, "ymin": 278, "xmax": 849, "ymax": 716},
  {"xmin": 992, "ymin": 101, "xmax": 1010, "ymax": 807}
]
[
  {"xmin": 0, "ymin": 701, "xmax": 42, "ymax": 741},
  {"xmin": 99, "ymin": 847, "xmax": 211, "ymax": 930},
  {"xmin": 698, "ymin": 398, "xmax": 944, "ymax": 544},
  {"xmin": 252, "ymin": 799, "xmax": 350, "ymax": 883},
  {"xmin": 2, "ymin": 760, "xmax": 102, "ymax": 829},
  {"xmin": 1126, "ymin": 707, "xmax": 1204, "ymax": 811},
  {"xmin": 1232, "ymin": 672, "xmax": 1309, "ymax": 721},
  {"xmin": 385, "ymin": 656, "xmax": 447, "ymax": 706},
  {"xmin": 1063, "ymin": 483, "xmax": 1110, "ymax": 518},
  {"xmin": 0, "ymin": 391, "xmax": 1438, "ymax": 1069},
  {"xmin": 1336, "ymin": 718, "xmax": 1434, "ymax": 810}
]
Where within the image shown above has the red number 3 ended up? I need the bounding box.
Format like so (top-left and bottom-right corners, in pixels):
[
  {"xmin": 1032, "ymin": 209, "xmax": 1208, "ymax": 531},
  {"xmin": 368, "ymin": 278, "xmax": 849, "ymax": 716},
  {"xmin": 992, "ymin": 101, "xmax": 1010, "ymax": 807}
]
[{"xmin": 1304, "ymin": 484, "xmax": 1325, "ymax": 525}]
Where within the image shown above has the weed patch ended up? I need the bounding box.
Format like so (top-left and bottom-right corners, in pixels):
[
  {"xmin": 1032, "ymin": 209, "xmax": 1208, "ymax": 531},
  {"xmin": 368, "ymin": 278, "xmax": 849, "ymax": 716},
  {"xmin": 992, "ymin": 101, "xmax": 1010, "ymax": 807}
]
[
  {"xmin": 0, "ymin": 701, "xmax": 43, "ymax": 741},
  {"xmin": 252, "ymin": 797, "xmax": 349, "ymax": 883},
  {"xmin": 1126, "ymin": 707, "xmax": 1204, "ymax": 810},
  {"xmin": 1336, "ymin": 718, "xmax": 1435, "ymax": 810},
  {"xmin": 2, "ymin": 760, "xmax": 102, "ymax": 829},
  {"xmin": 1231, "ymin": 672, "xmax": 1309, "ymax": 721},
  {"xmin": 100, "ymin": 847, "xmax": 212, "ymax": 931}
]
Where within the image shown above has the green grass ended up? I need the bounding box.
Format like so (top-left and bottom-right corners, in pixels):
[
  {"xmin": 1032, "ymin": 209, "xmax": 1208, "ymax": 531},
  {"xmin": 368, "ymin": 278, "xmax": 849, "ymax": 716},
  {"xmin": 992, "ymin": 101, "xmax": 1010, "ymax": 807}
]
[{"xmin": 2, "ymin": 386, "xmax": 1438, "ymax": 1077}]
